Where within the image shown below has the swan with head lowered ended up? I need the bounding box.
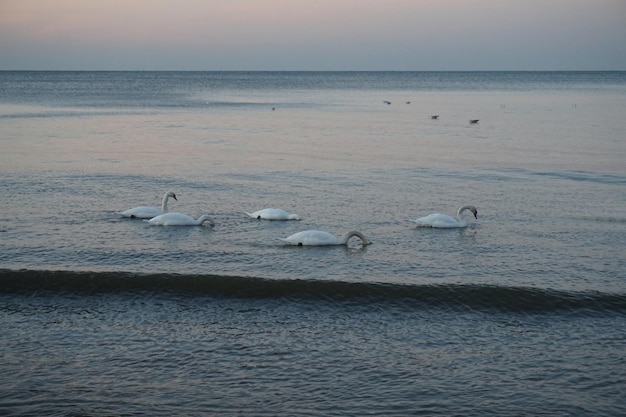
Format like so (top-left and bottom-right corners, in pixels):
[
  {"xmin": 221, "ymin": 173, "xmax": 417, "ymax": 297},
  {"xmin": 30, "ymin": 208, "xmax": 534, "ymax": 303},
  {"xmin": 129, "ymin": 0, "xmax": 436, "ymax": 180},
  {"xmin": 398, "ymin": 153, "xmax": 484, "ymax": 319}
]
[
  {"xmin": 146, "ymin": 212, "xmax": 215, "ymax": 226},
  {"xmin": 120, "ymin": 191, "xmax": 177, "ymax": 219},
  {"xmin": 412, "ymin": 205, "xmax": 478, "ymax": 228},
  {"xmin": 245, "ymin": 208, "xmax": 301, "ymax": 220},
  {"xmin": 279, "ymin": 230, "xmax": 369, "ymax": 246}
]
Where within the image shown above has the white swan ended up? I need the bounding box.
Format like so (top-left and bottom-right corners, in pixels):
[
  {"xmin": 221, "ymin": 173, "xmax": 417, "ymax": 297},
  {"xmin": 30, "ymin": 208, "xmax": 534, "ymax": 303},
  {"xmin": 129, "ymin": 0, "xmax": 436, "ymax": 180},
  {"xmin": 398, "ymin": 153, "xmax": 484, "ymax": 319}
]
[
  {"xmin": 412, "ymin": 205, "xmax": 478, "ymax": 228},
  {"xmin": 146, "ymin": 212, "xmax": 215, "ymax": 226},
  {"xmin": 120, "ymin": 191, "xmax": 177, "ymax": 219},
  {"xmin": 245, "ymin": 208, "xmax": 301, "ymax": 220},
  {"xmin": 279, "ymin": 230, "xmax": 369, "ymax": 246}
]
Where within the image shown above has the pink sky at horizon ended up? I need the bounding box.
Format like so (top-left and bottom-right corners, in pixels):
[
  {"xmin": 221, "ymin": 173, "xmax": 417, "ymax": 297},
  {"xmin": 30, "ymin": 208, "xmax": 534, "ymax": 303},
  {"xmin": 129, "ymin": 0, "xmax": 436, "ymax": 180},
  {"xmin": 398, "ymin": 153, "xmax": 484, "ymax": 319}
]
[{"xmin": 1, "ymin": 0, "xmax": 625, "ymax": 70}]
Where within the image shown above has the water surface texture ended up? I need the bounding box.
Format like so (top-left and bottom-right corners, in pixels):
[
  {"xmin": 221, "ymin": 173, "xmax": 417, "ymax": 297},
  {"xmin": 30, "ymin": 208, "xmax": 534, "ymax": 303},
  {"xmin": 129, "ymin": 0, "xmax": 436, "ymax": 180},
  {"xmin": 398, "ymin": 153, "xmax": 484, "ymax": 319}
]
[{"xmin": 1, "ymin": 71, "xmax": 625, "ymax": 416}]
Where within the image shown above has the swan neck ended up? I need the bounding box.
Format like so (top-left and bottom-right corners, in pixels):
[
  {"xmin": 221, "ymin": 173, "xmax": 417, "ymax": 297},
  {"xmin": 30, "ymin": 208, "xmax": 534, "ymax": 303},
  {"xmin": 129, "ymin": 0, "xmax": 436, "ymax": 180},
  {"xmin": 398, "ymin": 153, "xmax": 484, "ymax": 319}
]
[
  {"xmin": 161, "ymin": 194, "xmax": 170, "ymax": 213},
  {"xmin": 199, "ymin": 216, "xmax": 215, "ymax": 226},
  {"xmin": 456, "ymin": 205, "xmax": 477, "ymax": 220},
  {"xmin": 457, "ymin": 205, "xmax": 473, "ymax": 216},
  {"xmin": 341, "ymin": 231, "xmax": 368, "ymax": 245}
]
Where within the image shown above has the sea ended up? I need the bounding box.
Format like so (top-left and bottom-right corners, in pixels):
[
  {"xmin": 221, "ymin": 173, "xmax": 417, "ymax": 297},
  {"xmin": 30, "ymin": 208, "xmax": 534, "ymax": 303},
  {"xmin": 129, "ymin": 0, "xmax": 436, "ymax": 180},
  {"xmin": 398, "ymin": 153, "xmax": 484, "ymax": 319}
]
[{"xmin": 1, "ymin": 71, "xmax": 625, "ymax": 416}]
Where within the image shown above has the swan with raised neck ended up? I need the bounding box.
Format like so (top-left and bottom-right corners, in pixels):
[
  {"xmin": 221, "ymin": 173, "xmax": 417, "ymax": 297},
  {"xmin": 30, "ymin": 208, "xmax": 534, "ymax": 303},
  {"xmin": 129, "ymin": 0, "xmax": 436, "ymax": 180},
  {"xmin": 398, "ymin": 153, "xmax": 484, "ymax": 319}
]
[{"xmin": 120, "ymin": 191, "xmax": 178, "ymax": 219}]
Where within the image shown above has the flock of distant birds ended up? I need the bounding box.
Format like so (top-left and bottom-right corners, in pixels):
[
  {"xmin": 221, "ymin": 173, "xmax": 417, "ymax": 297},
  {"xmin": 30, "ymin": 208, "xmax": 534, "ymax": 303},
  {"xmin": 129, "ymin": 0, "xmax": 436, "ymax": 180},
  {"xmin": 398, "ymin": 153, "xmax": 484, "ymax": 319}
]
[
  {"xmin": 431, "ymin": 114, "xmax": 479, "ymax": 124},
  {"xmin": 382, "ymin": 100, "xmax": 479, "ymax": 124},
  {"xmin": 119, "ymin": 192, "xmax": 478, "ymax": 247},
  {"xmin": 273, "ymin": 101, "xmax": 480, "ymax": 124}
]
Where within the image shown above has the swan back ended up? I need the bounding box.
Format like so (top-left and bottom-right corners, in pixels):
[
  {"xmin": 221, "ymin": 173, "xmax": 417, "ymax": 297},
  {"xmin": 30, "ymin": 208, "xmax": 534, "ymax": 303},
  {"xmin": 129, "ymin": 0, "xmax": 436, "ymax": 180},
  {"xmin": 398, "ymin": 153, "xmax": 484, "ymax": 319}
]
[
  {"xmin": 120, "ymin": 206, "xmax": 161, "ymax": 219},
  {"xmin": 279, "ymin": 230, "xmax": 335, "ymax": 246},
  {"xmin": 147, "ymin": 212, "xmax": 214, "ymax": 226},
  {"xmin": 412, "ymin": 212, "xmax": 469, "ymax": 228},
  {"xmin": 246, "ymin": 208, "xmax": 301, "ymax": 220},
  {"xmin": 119, "ymin": 191, "xmax": 178, "ymax": 219},
  {"xmin": 280, "ymin": 230, "xmax": 368, "ymax": 246},
  {"xmin": 413, "ymin": 205, "xmax": 477, "ymax": 228}
]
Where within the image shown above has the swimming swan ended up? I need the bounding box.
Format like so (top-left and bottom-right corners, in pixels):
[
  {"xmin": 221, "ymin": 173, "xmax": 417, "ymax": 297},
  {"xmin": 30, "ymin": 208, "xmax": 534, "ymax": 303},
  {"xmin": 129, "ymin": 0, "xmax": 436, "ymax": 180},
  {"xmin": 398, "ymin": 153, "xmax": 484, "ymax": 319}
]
[
  {"xmin": 146, "ymin": 212, "xmax": 215, "ymax": 226},
  {"xmin": 120, "ymin": 191, "xmax": 177, "ymax": 219},
  {"xmin": 245, "ymin": 208, "xmax": 301, "ymax": 220},
  {"xmin": 279, "ymin": 230, "xmax": 369, "ymax": 246},
  {"xmin": 412, "ymin": 205, "xmax": 478, "ymax": 228}
]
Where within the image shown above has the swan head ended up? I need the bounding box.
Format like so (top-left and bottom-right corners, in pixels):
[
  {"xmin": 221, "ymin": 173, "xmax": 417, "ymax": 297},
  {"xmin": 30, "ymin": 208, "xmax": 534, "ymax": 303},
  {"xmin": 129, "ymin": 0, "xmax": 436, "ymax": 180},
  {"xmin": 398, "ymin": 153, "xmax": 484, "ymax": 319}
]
[
  {"xmin": 289, "ymin": 214, "xmax": 301, "ymax": 220},
  {"xmin": 166, "ymin": 191, "xmax": 178, "ymax": 201}
]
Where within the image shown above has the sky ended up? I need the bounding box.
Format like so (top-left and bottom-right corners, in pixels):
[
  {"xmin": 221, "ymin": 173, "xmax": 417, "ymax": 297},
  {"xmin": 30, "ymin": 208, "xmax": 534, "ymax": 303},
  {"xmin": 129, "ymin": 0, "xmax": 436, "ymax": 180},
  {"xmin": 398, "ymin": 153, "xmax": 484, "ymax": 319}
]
[{"xmin": 1, "ymin": 0, "xmax": 625, "ymax": 71}]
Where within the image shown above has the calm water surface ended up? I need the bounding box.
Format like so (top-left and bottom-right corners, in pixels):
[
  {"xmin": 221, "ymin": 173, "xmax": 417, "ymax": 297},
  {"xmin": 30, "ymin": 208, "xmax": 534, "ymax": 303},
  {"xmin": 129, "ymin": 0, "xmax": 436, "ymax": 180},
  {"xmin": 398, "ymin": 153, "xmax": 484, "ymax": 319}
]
[{"xmin": 1, "ymin": 71, "xmax": 625, "ymax": 416}]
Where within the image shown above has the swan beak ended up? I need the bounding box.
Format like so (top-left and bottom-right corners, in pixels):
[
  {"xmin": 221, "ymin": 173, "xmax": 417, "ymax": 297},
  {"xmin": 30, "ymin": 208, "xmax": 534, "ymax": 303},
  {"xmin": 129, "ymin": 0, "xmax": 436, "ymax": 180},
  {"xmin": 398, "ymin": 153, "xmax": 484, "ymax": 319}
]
[
  {"xmin": 474, "ymin": 212, "xmax": 478, "ymax": 219},
  {"xmin": 173, "ymin": 194, "xmax": 178, "ymax": 201}
]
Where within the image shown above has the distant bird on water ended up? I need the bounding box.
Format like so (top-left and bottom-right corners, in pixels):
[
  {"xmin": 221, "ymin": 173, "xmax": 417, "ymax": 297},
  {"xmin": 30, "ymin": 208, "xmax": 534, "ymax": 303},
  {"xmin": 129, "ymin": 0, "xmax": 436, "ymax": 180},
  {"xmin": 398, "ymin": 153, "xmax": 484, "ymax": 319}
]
[
  {"xmin": 383, "ymin": 100, "xmax": 391, "ymax": 105},
  {"xmin": 430, "ymin": 115, "xmax": 439, "ymax": 120},
  {"xmin": 469, "ymin": 119, "xmax": 480, "ymax": 124}
]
